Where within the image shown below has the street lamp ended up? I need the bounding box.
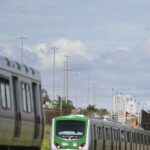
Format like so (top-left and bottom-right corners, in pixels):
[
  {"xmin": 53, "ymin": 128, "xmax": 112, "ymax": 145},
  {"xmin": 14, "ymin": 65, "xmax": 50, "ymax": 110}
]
[
  {"xmin": 73, "ymin": 72, "xmax": 80, "ymax": 111},
  {"xmin": 18, "ymin": 35, "xmax": 28, "ymax": 64},
  {"xmin": 87, "ymin": 75, "xmax": 90, "ymax": 106},
  {"xmin": 99, "ymin": 86, "xmax": 104, "ymax": 108},
  {"xmin": 99, "ymin": 86, "xmax": 104, "ymax": 117},
  {"xmin": 52, "ymin": 47, "xmax": 58, "ymax": 102},
  {"xmin": 92, "ymin": 82, "xmax": 96, "ymax": 106},
  {"xmin": 64, "ymin": 55, "xmax": 71, "ymax": 103}
]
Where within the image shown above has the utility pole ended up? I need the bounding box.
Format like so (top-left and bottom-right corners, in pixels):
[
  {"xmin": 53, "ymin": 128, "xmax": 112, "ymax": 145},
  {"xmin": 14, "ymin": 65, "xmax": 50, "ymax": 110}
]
[
  {"xmin": 63, "ymin": 61, "xmax": 66, "ymax": 102},
  {"xmin": 52, "ymin": 47, "xmax": 57, "ymax": 102},
  {"xmin": 64, "ymin": 55, "xmax": 70, "ymax": 103},
  {"xmin": 87, "ymin": 76, "xmax": 90, "ymax": 106},
  {"xmin": 74, "ymin": 72, "xmax": 80, "ymax": 111},
  {"xmin": 92, "ymin": 82, "xmax": 96, "ymax": 106},
  {"xmin": 99, "ymin": 86, "xmax": 104, "ymax": 117},
  {"xmin": 18, "ymin": 35, "xmax": 27, "ymax": 64}
]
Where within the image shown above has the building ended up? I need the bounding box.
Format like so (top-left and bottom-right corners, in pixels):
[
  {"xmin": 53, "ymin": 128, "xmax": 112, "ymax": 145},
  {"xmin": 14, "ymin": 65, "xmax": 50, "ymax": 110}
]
[
  {"xmin": 141, "ymin": 109, "xmax": 150, "ymax": 130},
  {"xmin": 113, "ymin": 94, "xmax": 139, "ymax": 125}
]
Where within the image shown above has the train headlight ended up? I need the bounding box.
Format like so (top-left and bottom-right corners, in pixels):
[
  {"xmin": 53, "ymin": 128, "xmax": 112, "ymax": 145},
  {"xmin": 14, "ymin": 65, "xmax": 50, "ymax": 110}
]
[
  {"xmin": 78, "ymin": 143, "xmax": 85, "ymax": 149},
  {"xmin": 54, "ymin": 142, "xmax": 60, "ymax": 149}
]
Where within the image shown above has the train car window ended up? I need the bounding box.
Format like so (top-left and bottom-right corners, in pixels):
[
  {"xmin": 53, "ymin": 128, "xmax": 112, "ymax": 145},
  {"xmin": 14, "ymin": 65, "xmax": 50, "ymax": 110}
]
[
  {"xmin": 132, "ymin": 133, "xmax": 136, "ymax": 143},
  {"xmin": 148, "ymin": 136, "xmax": 150, "ymax": 144},
  {"xmin": 21, "ymin": 82, "xmax": 31, "ymax": 112},
  {"xmin": 120, "ymin": 130, "xmax": 125, "ymax": 141},
  {"xmin": 127, "ymin": 131, "xmax": 131, "ymax": 142},
  {"xmin": 90, "ymin": 125, "xmax": 93, "ymax": 140},
  {"xmin": 1, "ymin": 83, "xmax": 6, "ymax": 108},
  {"xmin": 105, "ymin": 128, "xmax": 110, "ymax": 140},
  {"xmin": 144, "ymin": 135, "xmax": 147, "ymax": 145},
  {"xmin": 140, "ymin": 134, "xmax": 144, "ymax": 144},
  {"xmin": 97, "ymin": 127, "xmax": 102, "ymax": 140},
  {"xmin": 93, "ymin": 125, "xmax": 96, "ymax": 140},
  {"xmin": 117, "ymin": 130, "xmax": 120, "ymax": 141},
  {"xmin": 137, "ymin": 133, "xmax": 140, "ymax": 144},
  {"xmin": 6, "ymin": 84, "xmax": 11, "ymax": 108},
  {"xmin": 0, "ymin": 78, "xmax": 11, "ymax": 109},
  {"xmin": 110, "ymin": 128, "xmax": 113, "ymax": 140},
  {"xmin": 22, "ymin": 83, "xmax": 27, "ymax": 111},
  {"xmin": 113, "ymin": 129, "xmax": 117, "ymax": 141},
  {"xmin": 26, "ymin": 84, "xmax": 31, "ymax": 112}
]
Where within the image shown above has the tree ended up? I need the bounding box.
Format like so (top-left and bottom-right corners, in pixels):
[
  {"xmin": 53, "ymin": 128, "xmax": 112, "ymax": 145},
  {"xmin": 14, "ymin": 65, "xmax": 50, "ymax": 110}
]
[
  {"xmin": 52, "ymin": 96, "xmax": 74, "ymax": 115},
  {"xmin": 87, "ymin": 105, "xmax": 97, "ymax": 112},
  {"xmin": 81, "ymin": 105, "xmax": 109, "ymax": 117},
  {"xmin": 86, "ymin": 105, "xmax": 97, "ymax": 116},
  {"xmin": 42, "ymin": 89, "xmax": 51, "ymax": 106},
  {"xmin": 97, "ymin": 108, "xmax": 109, "ymax": 116}
]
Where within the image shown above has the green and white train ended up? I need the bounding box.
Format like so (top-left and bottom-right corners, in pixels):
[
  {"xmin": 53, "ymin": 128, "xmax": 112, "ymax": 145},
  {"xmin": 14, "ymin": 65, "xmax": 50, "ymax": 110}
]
[{"xmin": 51, "ymin": 115, "xmax": 150, "ymax": 150}]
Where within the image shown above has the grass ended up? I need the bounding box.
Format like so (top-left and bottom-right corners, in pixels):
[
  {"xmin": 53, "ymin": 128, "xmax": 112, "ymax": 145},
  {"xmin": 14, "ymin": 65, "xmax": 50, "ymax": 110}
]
[{"xmin": 41, "ymin": 125, "xmax": 51, "ymax": 150}]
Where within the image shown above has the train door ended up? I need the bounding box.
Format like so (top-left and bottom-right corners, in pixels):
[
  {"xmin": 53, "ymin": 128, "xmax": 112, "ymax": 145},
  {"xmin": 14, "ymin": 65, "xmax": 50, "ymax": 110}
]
[
  {"xmin": 126, "ymin": 130, "xmax": 131, "ymax": 150},
  {"xmin": 116, "ymin": 129, "xmax": 120, "ymax": 150},
  {"xmin": 12, "ymin": 76, "xmax": 21, "ymax": 138},
  {"xmin": 32, "ymin": 82, "xmax": 40, "ymax": 139},
  {"xmin": 90, "ymin": 124, "xmax": 94, "ymax": 150},
  {"xmin": 141, "ymin": 134, "xmax": 144, "ymax": 150},
  {"xmin": 120, "ymin": 130, "xmax": 125, "ymax": 150},
  {"xmin": 144, "ymin": 135, "xmax": 148, "ymax": 150},
  {"xmin": 131, "ymin": 132, "xmax": 136, "ymax": 150},
  {"xmin": 0, "ymin": 75, "xmax": 13, "ymax": 143},
  {"xmin": 93, "ymin": 125, "xmax": 97, "ymax": 150},
  {"xmin": 137, "ymin": 133, "xmax": 140, "ymax": 150},
  {"xmin": 96, "ymin": 126, "xmax": 103, "ymax": 150},
  {"xmin": 113, "ymin": 129, "xmax": 117, "ymax": 150},
  {"xmin": 105, "ymin": 127, "xmax": 111, "ymax": 150},
  {"xmin": 148, "ymin": 136, "xmax": 150, "ymax": 150}
]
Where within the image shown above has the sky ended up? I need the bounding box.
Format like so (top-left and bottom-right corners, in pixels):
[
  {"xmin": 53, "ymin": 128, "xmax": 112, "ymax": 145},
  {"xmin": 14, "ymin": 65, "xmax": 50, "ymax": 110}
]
[{"xmin": 1, "ymin": 0, "xmax": 150, "ymax": 110}]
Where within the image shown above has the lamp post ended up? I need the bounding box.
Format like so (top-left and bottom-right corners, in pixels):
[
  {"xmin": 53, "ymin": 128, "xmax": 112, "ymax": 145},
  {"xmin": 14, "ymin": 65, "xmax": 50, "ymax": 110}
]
[
  {"xmin": 87, "ymin": 76, "xmax": 90, "ymax": 106},
  {"xmin": 92, "ymin": 82, "xmax": 96, "ymax": 106},
  {"xmin": 64, "ymin": 55, "xmax": 70, "ymax": 102},
  {"xmin": 18, "ymin": 35, "xmax": 28, "ymax": 64},
  {"xmin": 52, "ymin": 47, "xmax": 57, "ymax": 102},
  {"xmin": 73, "ymin": 72, "xmax": 80, "ymax": 111},
  {"xmin": 63, "ymin": 61, "xmax": 66, "ymax": 102},
  {"xmin": 99, "ymin": 86, "xmax": 104, "ymax": 117},
  {"xmin": 99, "ymin": 86, "xmax": 104, "ymax": 108}
]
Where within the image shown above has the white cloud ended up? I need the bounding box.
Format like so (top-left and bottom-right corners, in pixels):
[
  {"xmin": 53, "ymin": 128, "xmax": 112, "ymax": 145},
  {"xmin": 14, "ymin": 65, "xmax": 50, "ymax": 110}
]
[
  {"xmin": 115, "ymin": 46, "xmax": 130, "ymax": 53},
  {"xmin": 144, "ymin": 100, "xmax": 150, "ymax": 109},
  {"xmin": 24, "ymin": 38, "xmax": 95, "ymax": 69},
  {"xmin": 0, "ymin": 36, "xmax": 96, "ymax": 70},
  {"xmin": 105, "ymin": 58, "xmax": 114, "ymax": 65},
  {"xmin": 52, "ymin": 38, "xmax": 95, "ymax": 60},
  {"xmin": 29, "ymin": 38, "xmax": 96, "ymax": 69}
]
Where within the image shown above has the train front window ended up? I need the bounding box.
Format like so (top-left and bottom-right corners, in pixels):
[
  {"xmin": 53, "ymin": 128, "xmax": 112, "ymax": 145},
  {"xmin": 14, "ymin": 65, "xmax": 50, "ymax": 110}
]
[{"xmin": 56, "ymin": 120, "xmax": 85, "ymax": 139}]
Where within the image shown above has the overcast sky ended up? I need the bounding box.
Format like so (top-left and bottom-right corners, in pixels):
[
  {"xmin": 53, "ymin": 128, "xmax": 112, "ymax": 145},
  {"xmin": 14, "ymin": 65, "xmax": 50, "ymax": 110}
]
[{"xmin": 1, "ymin": 0, "xmax": 150, "ymax": 110}]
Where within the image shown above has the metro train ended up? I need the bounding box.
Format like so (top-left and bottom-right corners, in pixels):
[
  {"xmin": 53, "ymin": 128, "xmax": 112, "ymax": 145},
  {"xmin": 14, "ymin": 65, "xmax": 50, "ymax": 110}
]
[
  {"xmin": 51, "ymin": 115, "xmax": 150, "ymax": 150},
  {"xmin": 0, "ymin": 56, "xmax": 44, "ymax": 150}
]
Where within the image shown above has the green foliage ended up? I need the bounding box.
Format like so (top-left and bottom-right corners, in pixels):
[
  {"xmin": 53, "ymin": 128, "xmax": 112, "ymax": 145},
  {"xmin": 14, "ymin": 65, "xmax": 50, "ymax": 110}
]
[
  {"xmin": 87, "ymin": 105, "xmax": 97, "ymax": 112},
  {"xmin": 41, "ymin": 140, "xmax": 50, "ymax": 150},
  {"xmin": 42, "ymin": 88, "xmax": 51, "ymax": 105},
  {"xmin": 79, "ymin": 105, "xmax": 109, "ymax": 117},
  {"xmin": 41, "ymin": 125, "xmax": 51, "ymax": 150},
  {"xmin": 53, "ymin": 96, "xmax": 74, "ymax": 115}
]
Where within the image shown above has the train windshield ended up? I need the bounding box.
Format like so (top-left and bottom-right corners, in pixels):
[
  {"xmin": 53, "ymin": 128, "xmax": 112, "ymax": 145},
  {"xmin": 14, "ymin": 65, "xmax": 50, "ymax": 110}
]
[{"xmin": 56, "ymin": 120, "xmax": 85, "ymax": 139}]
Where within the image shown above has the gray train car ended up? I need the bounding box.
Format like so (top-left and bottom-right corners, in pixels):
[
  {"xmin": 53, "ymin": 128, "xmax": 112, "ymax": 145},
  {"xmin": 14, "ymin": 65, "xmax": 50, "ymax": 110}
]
[{"xmin": 0, "ymin": 56, "xmax": 44, "ymax": 150}]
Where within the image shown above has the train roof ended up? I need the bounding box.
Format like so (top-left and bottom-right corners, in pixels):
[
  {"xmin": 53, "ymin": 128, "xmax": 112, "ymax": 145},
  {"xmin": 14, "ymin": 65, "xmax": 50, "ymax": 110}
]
[
  {"xmin": 53, "ymin": 115, "xmax": 89, "ymax": 121},
  {"xmin": 0, "ymin": 56, "xmax": 41, "ymax": 80}
]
